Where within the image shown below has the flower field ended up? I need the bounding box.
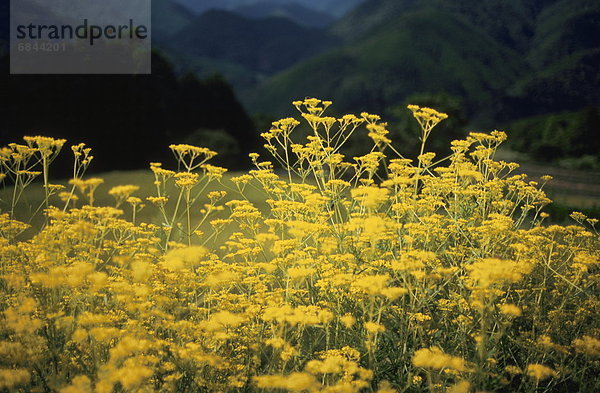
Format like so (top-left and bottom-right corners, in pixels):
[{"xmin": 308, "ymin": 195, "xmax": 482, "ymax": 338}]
[{"xmin": 1, "ymin": 99, "xmax": 598, "ymax": 392}]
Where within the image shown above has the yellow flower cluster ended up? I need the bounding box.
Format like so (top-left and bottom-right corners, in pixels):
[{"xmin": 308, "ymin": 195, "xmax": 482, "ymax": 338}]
[
  {"xmin": 526, "ymin": 364, "xmax": 557, "ymax": 381},
  {"xmin": 412, "ymin": 347, "xmax": 467, "ymax": 372},
  {"xmin": 0, "ymin": 100, "xmax": 598, "ymax": 393},
  {"xmin": 467, "ymin": 258, "xmax": 531, "ymax": 288}
]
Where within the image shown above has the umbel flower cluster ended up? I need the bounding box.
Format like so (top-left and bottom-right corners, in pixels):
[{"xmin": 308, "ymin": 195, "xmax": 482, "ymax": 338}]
[{"xmin": 0, "ymin": 100, "xmax": 599, "ymax": 393}]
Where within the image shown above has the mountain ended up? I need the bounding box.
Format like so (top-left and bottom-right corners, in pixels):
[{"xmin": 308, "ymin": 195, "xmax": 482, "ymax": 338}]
[
  {"xmin": 330, "ymin": 0, "xmax": 417, "ymax": 42},
  {"xmin": 528, "ymin": 0, "xmax": 600, "ymax": 68},
  {"xmin": 171, "ymin": 0, "xmax": 363, "ymax": 18},
  {"xmin": 232, "ymin": 2, "xmax": 335, "ymax": 28},
  {"xmin": 169, "ymin": 9, "xmax": 338, "ymax": 75},
  {"xmin": 248, "ymin": 7, "xmax": 528, "ymax": 122},
  {"xmin": 332, "ymin": 0, "xmax": 557, "ymax": 49},
  {"xmin": 247, "ymin": 0, "xmax": 600, "ymax": 127},
  {"xmin": 504, "ymin": 0, "xmax": 600, "ymax": 117},
  {"xmin": 152, "ymin": 0, "xmax": 195, "ymax": 44}
]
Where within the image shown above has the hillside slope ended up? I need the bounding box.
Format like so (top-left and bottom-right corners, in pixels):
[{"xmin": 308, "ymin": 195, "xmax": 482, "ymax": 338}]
[
  {"xmin": 504, "ymin": 0, "xmax": 600, "ymax": 117},
  {"xmin": 248, "ymin": 8, "xmax": 527, "ymax": 122},
  {"xmin": 172, "ymin": 0, "xmax": 362, "ymax": 17},
  {"xmin": 248, "ymin": 0, "xmax": 599, "ymax": 126},
  {"xmin": 170, "ymin": 10, "xmax": 338, "ymax": 75},
  {"xmin": 232, "ymin": 2, "xmax": 335, "ymax": 28},
  {"xmin": 153, "ymin": 0, "xmax": 195, "ymax": 43}
]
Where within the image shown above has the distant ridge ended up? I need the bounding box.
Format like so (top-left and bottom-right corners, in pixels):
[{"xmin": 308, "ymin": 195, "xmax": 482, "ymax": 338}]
[
  {"xmin": 232, "ymin": 1, "xmax": 335, "ymax": 28},
  {"xmin": 153, "ymin": 0, "xmax": 195, "ymax": 43},
  {"xmin": 170, "ymin": 9, "xmax": 338, "ymax": 75},
  {"xmin": 171, "ymin": 0, "xmax": 363, "ymax": 18},
  {"xmin": 247, "ymin": 0, "xmax": 600, "ymax": 126}
]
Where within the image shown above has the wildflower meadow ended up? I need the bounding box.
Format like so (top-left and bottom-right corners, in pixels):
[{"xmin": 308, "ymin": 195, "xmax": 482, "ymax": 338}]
[{"xmin": 0, "ymin": 99, "xmax": 598, "ymax": 393}]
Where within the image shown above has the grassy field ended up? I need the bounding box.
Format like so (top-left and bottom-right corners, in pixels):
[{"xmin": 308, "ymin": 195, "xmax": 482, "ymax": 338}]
[{"xmin": 0, "ymin": 169, "xmax": 272, "ymax": 242}]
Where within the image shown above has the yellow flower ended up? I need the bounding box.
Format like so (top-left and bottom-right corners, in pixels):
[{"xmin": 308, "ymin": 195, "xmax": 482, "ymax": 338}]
[
  {"xmin": 376, "ymin": 381, "xmax": 397, "ymax": 393},
  {"xmin": 381, "ymin": 287, "xmax": 408, "ymax": 300},
  {"xmin": 204, "ymin": 270, "xmax": 239, "ymax": 288},
  {"xmin": 406, "ymin": 105, "xmax": 448, "ymax": 134},
  {"xmin": 411, "ymin": 313, "xmax": 432, "ymax": 323},
  {"xmin": 448, "ymin": 380, "xmax": 471, "ymax": 393},
  {"xmin": 4, "ymin": 306, "xmax": 43, "ymax": 334},
  {"xmin": 351, "ymin": 186, "xmax": 389, "ymax": 209},
  {"xmin": 499, "ymin": 304, "xmax": 522, "ymax": 317},
  {"xmin": 352, "ymin": 274, "xmax": 390, "ymax": 296},
  {"xmin": 362, "ymin": 216, "xmax": 389, "ymax": 242},
  {"xmin": 112, "ymin": 365, "xmax": 153, "ymax": 389},
  {"xmin": 287, "ymin": 266, "xmax": 316, "ymax": 280},
  {"xmin": 89, "ymin": 327, "xmax": 121, "ymax": 344},
  {"xmin": 572, "ymin": 336, "xmax": 600, "ymax": 357},
  {"xmin": 413, "ymin": 347, "xmax": 466, "ymax": 372},
  {"xmin": 364, "ymin": 322, "xmax": 386, "ymax": 334},
  {"xmin": 161, "ymin": 246, "xmax": 207, "ymax": 271},
  {"xmin": 467, "ymin": 258, "xmax": 531, "ymax": 288},
  {"xmin": 266, "ymin": 337, "xmax": 287, "ymax": 349},
  {"xmin": 505, "ymin": 365, "xmax": 522, "ymax": 375},
  {"xmin": 174, "ymin": 171, "xmax": 199, "ymax": 188},
  {"xmin": 0, "ymin": 369, "xmax": 30, "ymax": 390},
  {"xmin": 340, "ymin": 314, "xmax": 356, "ymax": 328},
  {"xmin": 254, "ymin": 372, "xmax": 318, "ymax": 391},
  {"xmin": 59, "ymin": 376, "xmax": 92, "ymax": 393},
  {"xmin": 131, "ymin": 260, "xmax": 154, "ymax": 282},
  {"xmin": 305, "ymin": 356, "xmax": 345, "ymax": 374},
  {"xmin": 206, "ymin": 311, "xmax": 245, "ymax": 330},
  {"xmin": 109, "ymin": 184, "xmax": 139, "ymax": 199},
  {"xmin": 526, "ymin": 364, "xmax": 557, "ymax": 381}
]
